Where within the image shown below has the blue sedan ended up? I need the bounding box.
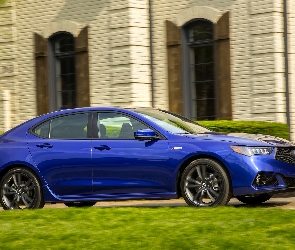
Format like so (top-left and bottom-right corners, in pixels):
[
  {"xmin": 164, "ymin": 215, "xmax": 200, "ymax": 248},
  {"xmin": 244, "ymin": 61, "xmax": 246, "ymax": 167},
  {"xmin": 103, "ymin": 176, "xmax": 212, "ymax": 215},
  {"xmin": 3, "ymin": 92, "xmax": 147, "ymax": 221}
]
[{"xmin": 0, "ymin": 107, "xmax": 294, "ymax": 209}]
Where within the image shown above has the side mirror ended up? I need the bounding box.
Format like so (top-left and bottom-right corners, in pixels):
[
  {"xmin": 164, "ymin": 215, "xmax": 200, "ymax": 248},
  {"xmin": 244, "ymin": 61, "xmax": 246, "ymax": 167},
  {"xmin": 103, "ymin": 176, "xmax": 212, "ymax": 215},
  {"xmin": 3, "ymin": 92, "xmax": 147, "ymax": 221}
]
[{"xmin": 134, "ymin": 129, "xmax": 158, "ymax": 141}]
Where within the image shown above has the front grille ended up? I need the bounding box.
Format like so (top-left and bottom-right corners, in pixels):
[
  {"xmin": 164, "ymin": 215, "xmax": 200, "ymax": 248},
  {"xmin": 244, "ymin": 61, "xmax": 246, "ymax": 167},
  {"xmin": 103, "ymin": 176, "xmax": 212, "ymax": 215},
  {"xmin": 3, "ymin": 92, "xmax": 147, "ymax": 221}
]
[
  {"xmin": 253, "ymin": 172, "xmax": 278, "ymax": 187},
  {"xmin": 283, "ymin": 177, "xmax": 295, "ymax": 187},
  {"xmin": 275, "ymin": 147, "xmax": 295, "ymax": 165}
]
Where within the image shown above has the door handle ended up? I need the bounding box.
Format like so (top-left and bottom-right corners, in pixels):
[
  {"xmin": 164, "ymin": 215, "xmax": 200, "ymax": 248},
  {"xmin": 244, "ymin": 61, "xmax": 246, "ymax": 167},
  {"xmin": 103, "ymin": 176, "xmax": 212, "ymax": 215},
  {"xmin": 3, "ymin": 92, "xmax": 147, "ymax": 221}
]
[
  {"xmin": 36, "ymin": 143, "xmax": 53, "ymax": 149},
  {"xmin": 94, "ymin": 145, "xmax": 111, "ymax": 151}
]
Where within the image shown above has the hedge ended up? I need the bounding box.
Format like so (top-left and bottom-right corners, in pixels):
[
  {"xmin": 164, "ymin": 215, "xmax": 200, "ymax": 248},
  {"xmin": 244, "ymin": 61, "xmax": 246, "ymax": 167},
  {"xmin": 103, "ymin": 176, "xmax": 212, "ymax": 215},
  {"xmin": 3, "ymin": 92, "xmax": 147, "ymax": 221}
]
[{"xmin": 197, "ymin": 120, "xmax": 289, "ymax": 140}]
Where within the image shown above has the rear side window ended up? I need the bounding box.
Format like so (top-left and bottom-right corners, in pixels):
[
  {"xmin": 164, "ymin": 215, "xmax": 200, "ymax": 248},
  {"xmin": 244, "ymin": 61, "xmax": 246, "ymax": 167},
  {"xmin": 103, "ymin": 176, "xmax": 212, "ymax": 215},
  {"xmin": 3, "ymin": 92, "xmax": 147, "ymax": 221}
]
[{"xmin": 32, "ymin": 113, "xmax": 89, "ymax": 139}]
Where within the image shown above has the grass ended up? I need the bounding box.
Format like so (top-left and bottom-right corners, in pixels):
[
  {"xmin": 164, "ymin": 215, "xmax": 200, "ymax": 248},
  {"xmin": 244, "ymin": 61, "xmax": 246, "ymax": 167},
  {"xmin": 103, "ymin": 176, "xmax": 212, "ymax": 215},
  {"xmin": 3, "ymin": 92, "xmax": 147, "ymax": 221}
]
[{"xmin": 1, "ymin": 206, "xmax": 295, "ymax": 249}]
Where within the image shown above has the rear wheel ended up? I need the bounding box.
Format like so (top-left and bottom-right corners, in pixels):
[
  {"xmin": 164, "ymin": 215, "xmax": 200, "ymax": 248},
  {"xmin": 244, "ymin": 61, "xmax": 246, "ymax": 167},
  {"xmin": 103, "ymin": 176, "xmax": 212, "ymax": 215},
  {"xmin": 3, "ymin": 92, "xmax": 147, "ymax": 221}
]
[
  {"xmin": 64, "ymin": 202, "xmax": 96, "ymax": 207},
  {"xmin": 236, "ymin": 193, "xmax": 273, "ymax": 205},
  {"xmin": 0, "ymin": 168, "xmax": 44, "ymax": 210},
  {"xmin": 180, "ymin": 158, "xmax": 231, "ymax": 207}
]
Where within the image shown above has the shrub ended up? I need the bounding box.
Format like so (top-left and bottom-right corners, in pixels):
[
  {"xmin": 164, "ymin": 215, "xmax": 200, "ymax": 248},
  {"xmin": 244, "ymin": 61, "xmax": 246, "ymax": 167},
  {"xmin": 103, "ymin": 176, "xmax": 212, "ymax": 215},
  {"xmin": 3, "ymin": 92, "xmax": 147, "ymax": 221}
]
[{"xmin": 197, "ymin": 120, "xmax": 289, "ymax": 140}]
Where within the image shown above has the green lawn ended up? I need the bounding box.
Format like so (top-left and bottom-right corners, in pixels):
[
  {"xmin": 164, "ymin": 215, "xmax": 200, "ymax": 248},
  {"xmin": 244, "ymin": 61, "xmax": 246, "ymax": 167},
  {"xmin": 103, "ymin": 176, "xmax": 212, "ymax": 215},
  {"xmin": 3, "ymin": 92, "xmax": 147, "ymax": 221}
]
[{"xmin": 1, "ymin": 206, "xmax": 295, "ymax": 249}]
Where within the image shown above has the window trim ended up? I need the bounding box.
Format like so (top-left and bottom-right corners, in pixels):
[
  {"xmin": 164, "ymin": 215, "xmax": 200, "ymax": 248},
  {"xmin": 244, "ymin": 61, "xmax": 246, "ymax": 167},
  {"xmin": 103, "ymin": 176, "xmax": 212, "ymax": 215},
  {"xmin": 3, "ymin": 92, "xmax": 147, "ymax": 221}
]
[{"xmin": 48, "ymin": 32, "xmax": 77, "ymax": 111}]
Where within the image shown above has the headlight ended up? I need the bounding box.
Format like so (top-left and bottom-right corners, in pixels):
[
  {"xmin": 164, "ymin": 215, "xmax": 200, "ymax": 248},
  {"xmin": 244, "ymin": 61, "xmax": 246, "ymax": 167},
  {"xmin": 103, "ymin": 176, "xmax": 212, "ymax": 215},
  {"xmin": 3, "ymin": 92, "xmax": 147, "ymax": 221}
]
[{"xmin": 230, "ymin": 146, "xmax": 273, "ymax": 156}]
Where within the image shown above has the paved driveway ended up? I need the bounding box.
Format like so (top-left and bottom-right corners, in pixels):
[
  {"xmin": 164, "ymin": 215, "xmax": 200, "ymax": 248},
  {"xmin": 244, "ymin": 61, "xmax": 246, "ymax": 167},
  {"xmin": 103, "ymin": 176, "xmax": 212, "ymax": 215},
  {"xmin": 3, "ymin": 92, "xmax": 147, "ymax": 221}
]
[
  {"xmin": 2, "ymin": 197, "xmax": 295, "ymax": 210},
  {"xmin": 40, "ymin": 197, "xmax": 295, "ymax": 209}
]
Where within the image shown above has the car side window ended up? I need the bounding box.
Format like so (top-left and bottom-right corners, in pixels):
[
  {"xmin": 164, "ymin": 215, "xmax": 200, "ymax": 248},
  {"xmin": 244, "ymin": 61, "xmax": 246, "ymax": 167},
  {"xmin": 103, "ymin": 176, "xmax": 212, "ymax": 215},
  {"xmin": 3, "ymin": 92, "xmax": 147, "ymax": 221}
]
[
  {"xmin": 96, "ymin": 112, "xmax": 149, "ymax": 139},
  {"xmin": 33, "ymin": 113, "xmax": 89, "ymax": 139}
]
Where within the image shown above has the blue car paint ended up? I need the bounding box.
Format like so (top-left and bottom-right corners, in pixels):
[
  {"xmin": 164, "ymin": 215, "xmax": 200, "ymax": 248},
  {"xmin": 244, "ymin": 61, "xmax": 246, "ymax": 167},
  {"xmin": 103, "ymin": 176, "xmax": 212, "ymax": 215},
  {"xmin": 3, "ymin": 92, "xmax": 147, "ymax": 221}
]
[
  {"xmin": 91, "ymin": 139, "xmax": 171, "ymax": 193},
  {"xmin": 26, "ymin": 135, "xmax": 93, "ymax": 197},
  {"xmin": 0, "ymin": 106, "xmax": 294, "ymax": 204}
]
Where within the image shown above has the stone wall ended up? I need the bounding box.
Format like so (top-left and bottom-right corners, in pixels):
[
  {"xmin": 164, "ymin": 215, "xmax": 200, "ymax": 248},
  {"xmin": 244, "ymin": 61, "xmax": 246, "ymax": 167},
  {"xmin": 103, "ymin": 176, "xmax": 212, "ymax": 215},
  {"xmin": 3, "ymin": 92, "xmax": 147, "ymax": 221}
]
[
  {"xmin": 0, "ymin": 0, "xmax": 151, "ymax": 131},
  {"xmin": 152, "ymin": 0, "xmax": 287, "ymax": 123},
  {"xmin": 288, "ymin": 0, "xmax": 295, "ymax": 141},
  {"xmin": 0, "ymin": 0, "xmax": 17, "ymax": 131}
]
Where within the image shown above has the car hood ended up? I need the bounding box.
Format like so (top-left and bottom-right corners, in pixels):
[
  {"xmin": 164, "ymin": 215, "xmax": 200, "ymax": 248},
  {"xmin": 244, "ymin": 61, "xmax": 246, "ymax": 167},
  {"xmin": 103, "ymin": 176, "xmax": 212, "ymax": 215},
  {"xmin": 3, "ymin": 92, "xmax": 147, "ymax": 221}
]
[{"xmin": 185, "ymin": 132, "xmax": 294, "ymax": 147}]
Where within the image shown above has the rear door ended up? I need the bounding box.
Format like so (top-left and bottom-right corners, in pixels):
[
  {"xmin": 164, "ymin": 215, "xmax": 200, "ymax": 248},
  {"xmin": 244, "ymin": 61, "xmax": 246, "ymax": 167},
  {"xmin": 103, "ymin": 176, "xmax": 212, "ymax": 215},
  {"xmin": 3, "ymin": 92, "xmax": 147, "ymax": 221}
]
[{"xmin": 27, "ymin": 112, "xmax": 93, "ymax": 197}]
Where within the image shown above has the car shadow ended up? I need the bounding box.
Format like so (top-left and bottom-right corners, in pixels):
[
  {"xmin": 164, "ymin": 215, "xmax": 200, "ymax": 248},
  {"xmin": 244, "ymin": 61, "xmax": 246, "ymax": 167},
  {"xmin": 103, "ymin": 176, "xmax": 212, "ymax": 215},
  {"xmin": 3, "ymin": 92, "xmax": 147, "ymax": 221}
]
[
  {"xmin": 228, "ymin": 199, "xmax": 293, "ymax": 209},
  {"xmin": 91, "ymin": 198, "xmax": 295, "ymax": 209}
]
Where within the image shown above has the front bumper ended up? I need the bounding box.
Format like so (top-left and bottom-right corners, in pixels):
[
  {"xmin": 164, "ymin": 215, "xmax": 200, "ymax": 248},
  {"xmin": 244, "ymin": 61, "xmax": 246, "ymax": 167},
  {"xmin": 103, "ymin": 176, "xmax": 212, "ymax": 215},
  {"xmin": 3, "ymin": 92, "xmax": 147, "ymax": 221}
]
[{"xmin": 224, "ymin": 151, "xmax": 295, "ymax": 196}]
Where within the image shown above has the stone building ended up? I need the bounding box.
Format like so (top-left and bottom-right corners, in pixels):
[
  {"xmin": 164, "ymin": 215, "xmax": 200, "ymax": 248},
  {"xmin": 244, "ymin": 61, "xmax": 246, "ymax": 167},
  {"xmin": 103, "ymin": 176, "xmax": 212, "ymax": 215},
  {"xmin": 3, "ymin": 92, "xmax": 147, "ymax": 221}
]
[{"xmin": 1, "ymin": 0, "xmax": 295, "ymax": 139}]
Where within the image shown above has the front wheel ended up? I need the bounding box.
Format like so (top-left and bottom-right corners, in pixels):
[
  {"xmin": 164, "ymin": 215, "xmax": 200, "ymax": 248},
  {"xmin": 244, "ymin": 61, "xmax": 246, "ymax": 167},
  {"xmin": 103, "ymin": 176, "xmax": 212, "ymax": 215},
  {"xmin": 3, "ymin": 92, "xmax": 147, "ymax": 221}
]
[
  {"xmin": 64, "ymin": 202, "xmax": 96, "ymax": 207},
  {"xmin": 236, "ymin": 193, "xmax": 273, "ymax": 205},
  {"xmin": 180, "ymin": 159, "xmax": 231, "ymax": 207},
  {"xmin": 0, "ymin": 168, "xmax": 44, "ymax": 210}
]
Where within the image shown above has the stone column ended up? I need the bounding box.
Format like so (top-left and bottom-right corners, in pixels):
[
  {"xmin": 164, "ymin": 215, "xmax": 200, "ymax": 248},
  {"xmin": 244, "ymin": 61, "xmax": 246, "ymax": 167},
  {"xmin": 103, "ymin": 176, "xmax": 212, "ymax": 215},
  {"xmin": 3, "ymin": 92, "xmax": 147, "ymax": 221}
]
[{"xmin": 0, "ymin": 0, "xmax": 17, "ymax": 131}]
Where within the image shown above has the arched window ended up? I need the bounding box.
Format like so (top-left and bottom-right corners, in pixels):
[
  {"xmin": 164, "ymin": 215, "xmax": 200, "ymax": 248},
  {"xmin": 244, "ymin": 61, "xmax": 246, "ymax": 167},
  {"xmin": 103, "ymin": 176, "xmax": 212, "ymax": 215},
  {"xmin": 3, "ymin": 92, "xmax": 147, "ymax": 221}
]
[
  {"xmin": 35, "ymin": 27, "xmax": 90, "ymax": 115},
  {"xmin": 186, "ymin": 20, "xmax": 215, "ymax": 120},
  {"xmin": 49, "ymin": 33, "xmax": 76, "ymax": 110},
  {"xmin": 166, "ymin": 12, "xmax": 232, "ymax": 121}
]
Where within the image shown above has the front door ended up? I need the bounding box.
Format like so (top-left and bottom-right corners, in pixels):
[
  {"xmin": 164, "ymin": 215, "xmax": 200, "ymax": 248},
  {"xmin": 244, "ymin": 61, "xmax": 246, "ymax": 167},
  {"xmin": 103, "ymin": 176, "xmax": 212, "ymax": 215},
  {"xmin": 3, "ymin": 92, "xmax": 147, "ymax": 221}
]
[{"xmin": 91, "ymin": 112, "xmax": 172, "ymax": 198}]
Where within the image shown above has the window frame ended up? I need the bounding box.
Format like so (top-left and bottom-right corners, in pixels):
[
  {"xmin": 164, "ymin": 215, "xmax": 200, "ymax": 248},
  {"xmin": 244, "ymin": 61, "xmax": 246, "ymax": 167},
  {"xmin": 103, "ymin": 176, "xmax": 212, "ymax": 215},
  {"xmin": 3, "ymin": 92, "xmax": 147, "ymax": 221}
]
[
  {"xmin": 90, "ymin": 111, "xmax": 164, "ymax": 140},
  {"xmin": 34, "ymin": 27, "xmax": 90, "ymax": 116},
  {"xmin": 29, "ymin": 112, "xmax": 91, "ymax": 140},
  {"xmin": 48, "ymin": 32, "xmax": 77, "ymax": 111},
  {"xmin": 29, "ymin": 111, "xmax": 165, "ymax": 140},
  {"xmin": 166, "ymin": 12, "xmax": 232, "ymax": 120},
  {"xmin": 183, "ymin": 19, "xmax": 216, "ymax": 121}
]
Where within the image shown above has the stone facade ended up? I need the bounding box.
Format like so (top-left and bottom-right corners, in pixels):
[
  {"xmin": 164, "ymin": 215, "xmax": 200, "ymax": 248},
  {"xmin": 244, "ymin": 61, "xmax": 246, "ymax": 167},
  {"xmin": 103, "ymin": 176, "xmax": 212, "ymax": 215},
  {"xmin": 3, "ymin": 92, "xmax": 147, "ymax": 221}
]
[
  {"xmin": 0, "ymin": 0, "xmax": 17, "ymax": 131},
  {"xmin": 0, "ymin": 0, "xmax": 152, "ymax": 129},
  {"xmin": 0, "ymin": 0, "xmax": 294, "ymax": 140},
  {"xmin": 288, "ymin": 0, "xmax": 295, "ymax": 140},
  {"xmin": 151, "ymin": 0, "xmax": 287, "ymax": 122}
]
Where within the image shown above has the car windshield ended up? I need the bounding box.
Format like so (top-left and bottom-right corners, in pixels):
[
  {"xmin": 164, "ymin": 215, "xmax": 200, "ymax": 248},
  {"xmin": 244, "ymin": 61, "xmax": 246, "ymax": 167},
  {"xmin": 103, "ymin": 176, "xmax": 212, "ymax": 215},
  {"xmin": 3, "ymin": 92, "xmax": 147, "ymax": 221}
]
[{"xmin": 134, "ymin": 109, "xmax": 211, "ymax": 134}]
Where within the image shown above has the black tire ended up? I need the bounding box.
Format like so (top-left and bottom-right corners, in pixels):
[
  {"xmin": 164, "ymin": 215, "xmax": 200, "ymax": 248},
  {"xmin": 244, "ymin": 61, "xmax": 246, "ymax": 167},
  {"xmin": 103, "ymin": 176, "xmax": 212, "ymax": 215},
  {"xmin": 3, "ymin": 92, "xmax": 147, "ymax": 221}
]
[
  {"xmin": 236, "ymin": 193, "xmax": 273, "ymax": 205},
  {"xmin": 180, "ymin": 158, "xmax": 231, "ymax": 207},
  {"xmin": 0, "ymin": 168, "xmax": 44, "ymax": 210},
  {"xmin": 64, "ymin": 202, "xmax": 96, "ymax": 207}
]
